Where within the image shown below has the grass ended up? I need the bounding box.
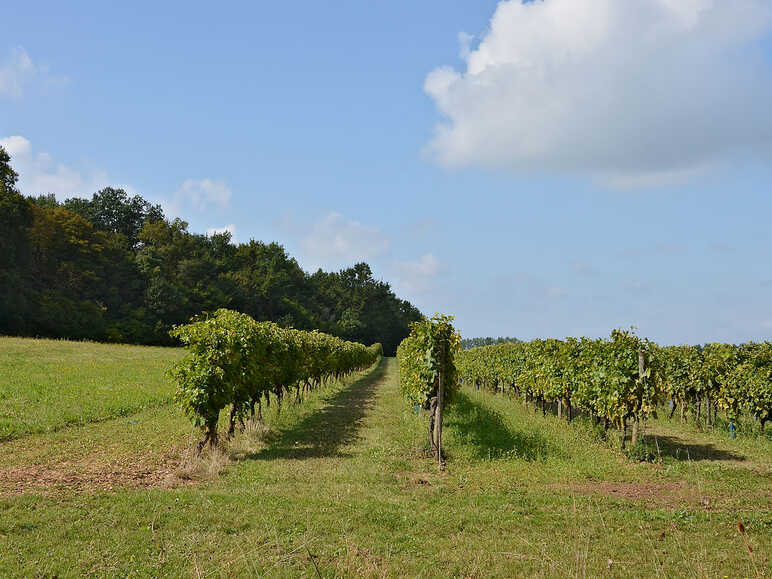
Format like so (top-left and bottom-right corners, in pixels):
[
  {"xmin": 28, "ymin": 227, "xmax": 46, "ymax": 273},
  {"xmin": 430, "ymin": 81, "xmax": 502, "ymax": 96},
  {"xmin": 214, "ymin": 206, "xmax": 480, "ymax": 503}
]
[
  {"xmin": 0, "ymin": 337, "xmax": 183, "ymax": 440},
  {"xmin": 0, "ymin": 340, "xmax": 770, "ymax": 577},
  {"xmin": 646, "ymin": 409, "xmax": 772, "ymax": 467}
]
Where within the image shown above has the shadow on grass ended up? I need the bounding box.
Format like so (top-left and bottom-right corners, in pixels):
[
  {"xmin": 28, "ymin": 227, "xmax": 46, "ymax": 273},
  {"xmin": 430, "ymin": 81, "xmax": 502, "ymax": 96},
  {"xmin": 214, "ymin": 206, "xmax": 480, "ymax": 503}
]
[
  {"xmin": 445, "ymin": 390, "xmax": 555, "ymax": 462},
  {"xmin": 649, "ymin": 434, "xmax": 746, "ymax": 462},
  {"xmin": 248, "ymin": 359, "xmax": 386, "ymax": 460}
]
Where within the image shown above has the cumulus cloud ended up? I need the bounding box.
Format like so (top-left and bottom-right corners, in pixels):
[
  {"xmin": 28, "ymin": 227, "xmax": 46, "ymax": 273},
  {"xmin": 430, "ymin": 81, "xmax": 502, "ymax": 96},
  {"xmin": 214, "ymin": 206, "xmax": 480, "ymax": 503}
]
[
  {"xmin": 0, "ymin": 135, "xmax": 129, "ymax": 197},
  {"xmin": 207, "ymin": 224, "xmax": 237, "ymax": 241},
  {"xmin": 298, "ymin": 212, "xmax": 391, "ymax": 270},
  {"xmin": 0, "ymin": 47, "xmax": 67, "ymax": 98},
  {"xmin": 424, "ymin": 0, "xmax": 772, "ymax": 187},
  {"xmin": 393, "ymin": 253, "xmax": 443, "ymax": 294},
  {"xmin": 0, "ymin": 135, "xmax": 30, "ymax": 157}
]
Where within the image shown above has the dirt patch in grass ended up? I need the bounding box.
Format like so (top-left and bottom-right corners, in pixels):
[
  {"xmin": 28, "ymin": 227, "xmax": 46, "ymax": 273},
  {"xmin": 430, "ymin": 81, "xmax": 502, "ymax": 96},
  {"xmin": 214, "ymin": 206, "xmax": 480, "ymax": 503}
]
[
  {"xmin": 553, "ymin": 480, "xmax": 706, "ymax": 508},
  {"xmin": 0, "ymin": 450, "xmax": 189, "ymax": 496}
]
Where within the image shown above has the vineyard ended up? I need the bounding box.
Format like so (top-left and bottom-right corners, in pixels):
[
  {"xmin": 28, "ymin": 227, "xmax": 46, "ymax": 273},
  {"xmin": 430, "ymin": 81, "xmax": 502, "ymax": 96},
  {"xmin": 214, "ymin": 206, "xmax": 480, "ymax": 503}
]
[
  {"xmin": 169, "ymin": 309, "xmax": 382, "ymax": 449},
  {"xmin": 456, "ymin": 330, "xmax": 772, "ymax": 447},
  {"xmin": 0, "ymin": 322, "xmax": 769, "ymax": 576}
]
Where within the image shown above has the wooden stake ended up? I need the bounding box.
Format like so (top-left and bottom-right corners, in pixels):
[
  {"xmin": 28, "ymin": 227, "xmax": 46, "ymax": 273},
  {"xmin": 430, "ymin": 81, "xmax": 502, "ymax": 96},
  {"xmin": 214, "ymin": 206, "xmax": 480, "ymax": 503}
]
[{"xmin": 434, "ymin": 342, "xmax": 446, "ymax": 469}]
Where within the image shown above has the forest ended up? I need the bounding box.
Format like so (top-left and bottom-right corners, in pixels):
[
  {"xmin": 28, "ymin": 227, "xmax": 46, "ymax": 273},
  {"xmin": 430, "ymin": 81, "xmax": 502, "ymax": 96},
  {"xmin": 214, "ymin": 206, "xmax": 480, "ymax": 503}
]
[{"xmin": 0, "ymin": 146, "xmax": 421, "ymax": 354}]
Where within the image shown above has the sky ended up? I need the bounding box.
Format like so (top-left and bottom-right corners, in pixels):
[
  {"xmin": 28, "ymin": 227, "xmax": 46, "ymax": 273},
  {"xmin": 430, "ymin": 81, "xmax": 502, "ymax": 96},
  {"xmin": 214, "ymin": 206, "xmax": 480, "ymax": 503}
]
[{"xmin": 2, "ymin": 0, "xmax": 771, "ymax": 344}]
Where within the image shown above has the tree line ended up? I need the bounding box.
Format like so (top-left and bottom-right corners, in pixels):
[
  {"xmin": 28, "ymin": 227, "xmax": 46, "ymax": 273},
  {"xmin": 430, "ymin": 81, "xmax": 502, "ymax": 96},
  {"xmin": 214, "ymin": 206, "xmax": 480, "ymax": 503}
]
[
  {"xmin": 0, "ymin": 146, "xmax": 421, "ymax": 354},
  {"xmin": 460, "ymin": 336, "xmax": 521, "ymax": 350}
]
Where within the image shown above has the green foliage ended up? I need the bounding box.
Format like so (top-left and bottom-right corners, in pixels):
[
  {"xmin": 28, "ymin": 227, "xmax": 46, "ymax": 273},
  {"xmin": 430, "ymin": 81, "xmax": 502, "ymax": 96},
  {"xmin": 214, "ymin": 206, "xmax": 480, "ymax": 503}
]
[
  {"xmin": 460, "ymin": 336, "xmax": 521, "ymax": 350},
  {"xmin": 658, "ymin": 344, "xmax": 704, "ymax": 406},
  {"xmin": 458, "ymin": 329, "xmax": 660, "ymax": 428},
  {"xmin": 459, "ymin": 331, "xmax": 771, "ymax": 433},
  {"xmin": 728, "ymin": 343, "xmax": 772, "ymax": 427},
  {"xmin": 169, "ymin": 310, "xmax": 256, "ymax": 430},
  {"xmin": 3, "ymin": 357, "xmax": 769, "ymax": 577},
  {"xmin": 0, "ymin": 145, "xmax": 19, "ymax": 193},
  {"xmin": 63, "ymin": 187, "xmax": 164, "ymax": 249},
  {"xmin": 703, "ymin": 342, "xmax": 741, "ymax": 419},
  {"xmin": 0, "ymin": 148, "xmax": 421, "ymax": 351},
  {"xmin": 397, "ymin": 314, "xmax": 460, "ymax": 408},
  {"xmin": 0, "ymin": 169, "xmax": 33, "ymax": 334},
  {"xmin": 168, "ymin": 309, "xmax": 382, "ymax": 444},
  {"xmin": 624, "ymin": 438, "xmax": 660, "ymax": 463}
]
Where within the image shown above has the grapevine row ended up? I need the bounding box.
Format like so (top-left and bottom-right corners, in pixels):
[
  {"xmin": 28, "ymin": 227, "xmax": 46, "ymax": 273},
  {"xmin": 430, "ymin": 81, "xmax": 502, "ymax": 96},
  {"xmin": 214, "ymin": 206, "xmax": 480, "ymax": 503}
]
[
  {"xmin": 457, "ymin": 330, "xmax": 771, "ymax": 443},
  {"xmin": 169, "ymin": 309, "xmax": 383, "ymax": 449}
]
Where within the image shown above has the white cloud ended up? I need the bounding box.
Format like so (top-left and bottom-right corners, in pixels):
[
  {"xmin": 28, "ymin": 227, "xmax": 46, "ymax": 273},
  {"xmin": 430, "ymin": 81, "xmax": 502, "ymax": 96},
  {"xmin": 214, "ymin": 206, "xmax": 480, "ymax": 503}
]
[
  {"xmin": 0, "ymin": 135, "xmax": 130, "ymax": 197},
  {"xmin": 458, "ymin": 32, "xmax": 474, "ymax": 59},
  {"xmin": 0, "ymin": 47, "xmax": 36, "ymax": 97},
  {"xmin": 278, "ymin": 212, "xmax": 444, "ymax": 299},
  {"xmin": 424, "ymin": 0, "xmax": 772, "ymax": 187},
  {"xmin": 298, "ymin": 212, "xmax": 390, "ymax": 270},
  {"xmin": 207, "ymin": 224, "xmax": 237, "ymax": 241},
  {"xmin": 159, "ymin": 178, "xmax": 232, "ymax": 218},
  {"xmin": 0, "ymin": 47, "xmax": 67, "ymax": 98},
  {"xmin": 0, "ymin": 135, "xmax": 31, "ymax": 157},
  {"xmin": 175, "ymin": 178, "xmax": 231, "ymax": 211},
  {"xmin": 393, "ymin": 253, "xmax": 443, "ymax": 294},
  {"xmin": 2, "ymin": 136, "xmax": 231, "ymax": 225}
]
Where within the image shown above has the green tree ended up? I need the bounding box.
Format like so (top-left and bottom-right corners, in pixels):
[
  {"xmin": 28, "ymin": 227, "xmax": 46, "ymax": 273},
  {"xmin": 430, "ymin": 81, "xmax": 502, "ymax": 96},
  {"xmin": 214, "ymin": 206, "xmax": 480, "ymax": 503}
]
[
  {"xmin": 64, "ymin": 187, "xmax": 164, "ymax": 248},
  {"xmin": 0, "ymin": 146, "xmax": 34, "ymax": 333}
]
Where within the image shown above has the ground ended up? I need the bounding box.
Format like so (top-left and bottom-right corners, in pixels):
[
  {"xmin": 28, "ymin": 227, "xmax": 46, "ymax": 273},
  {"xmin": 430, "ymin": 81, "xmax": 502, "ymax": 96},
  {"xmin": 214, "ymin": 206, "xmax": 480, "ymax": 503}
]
[{"xmin": 0, "ymin": 338, "xmax": 769, "ymax": 577}]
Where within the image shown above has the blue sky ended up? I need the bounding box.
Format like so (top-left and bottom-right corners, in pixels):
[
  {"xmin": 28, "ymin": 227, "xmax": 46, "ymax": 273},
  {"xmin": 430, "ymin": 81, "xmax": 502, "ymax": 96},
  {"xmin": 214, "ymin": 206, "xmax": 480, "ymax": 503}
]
[{"xmin": 2, "ymin": 0, "xmax": 771, "ymax": 344}]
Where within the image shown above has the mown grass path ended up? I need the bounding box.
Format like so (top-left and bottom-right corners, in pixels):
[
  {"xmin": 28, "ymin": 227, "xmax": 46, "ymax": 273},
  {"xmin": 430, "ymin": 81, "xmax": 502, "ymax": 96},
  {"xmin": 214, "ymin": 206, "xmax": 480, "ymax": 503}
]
[{"xmin": 1, "ymin": 356, "xmax": 769, "ymax": 577}]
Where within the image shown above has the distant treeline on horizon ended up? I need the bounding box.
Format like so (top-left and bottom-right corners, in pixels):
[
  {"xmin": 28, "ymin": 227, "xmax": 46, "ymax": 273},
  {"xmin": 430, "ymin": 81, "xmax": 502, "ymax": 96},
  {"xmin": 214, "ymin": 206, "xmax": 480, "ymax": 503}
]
[
  {"xmin": 460, "ymin": 336, "xmax": 522, "ymax": 350},
  {"xmin": 0, "ymin": 146, "xmax": 421, "ymax": 355}
]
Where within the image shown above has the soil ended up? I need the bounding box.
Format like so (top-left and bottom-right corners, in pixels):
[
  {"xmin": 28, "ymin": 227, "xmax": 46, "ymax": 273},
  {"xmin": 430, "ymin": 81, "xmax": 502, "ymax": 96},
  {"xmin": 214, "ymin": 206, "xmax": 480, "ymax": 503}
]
[
  {"xmin": 0, "ymin": 450, "xmax": 188, "ymax": 496},
  {"xmin": 552, "ymin": 480, "xmax": 705, "ymax": 508}
]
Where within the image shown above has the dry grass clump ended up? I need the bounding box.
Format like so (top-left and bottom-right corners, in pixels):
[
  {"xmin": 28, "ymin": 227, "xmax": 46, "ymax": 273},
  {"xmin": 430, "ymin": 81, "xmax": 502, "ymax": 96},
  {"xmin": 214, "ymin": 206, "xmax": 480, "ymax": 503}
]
[{"xmin": 176, "ymin": 418, "xmax": 274, "ymax": 480}]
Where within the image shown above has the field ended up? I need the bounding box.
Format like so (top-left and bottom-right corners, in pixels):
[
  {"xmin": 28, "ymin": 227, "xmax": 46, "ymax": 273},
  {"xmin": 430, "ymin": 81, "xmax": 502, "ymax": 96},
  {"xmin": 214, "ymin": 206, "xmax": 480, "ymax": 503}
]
[
  {"xmin": 0, "ymin": 338, "xmax": 184, "ymax": 441},
  {"xmin": 0, "ymin": 338, "xmax": 770, "ymax": 577}
]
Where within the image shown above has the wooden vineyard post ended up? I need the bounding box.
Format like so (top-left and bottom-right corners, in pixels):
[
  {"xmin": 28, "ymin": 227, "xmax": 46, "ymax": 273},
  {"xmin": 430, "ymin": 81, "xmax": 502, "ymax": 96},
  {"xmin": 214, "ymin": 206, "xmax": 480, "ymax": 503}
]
[
  {"xmin": 705, "ymin": 393, "xmax": 712, "ymax": 428},
  {"xmin": 434, "ymin": 341, "xmax": 446, "ymax": 469},
  {"xmin": 632, "ymin": 350, "xmax": 645, "ymax": 447},
  {"xmin": 620, "ymin": 418, "xmax": 627, "ymax": 450}
]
